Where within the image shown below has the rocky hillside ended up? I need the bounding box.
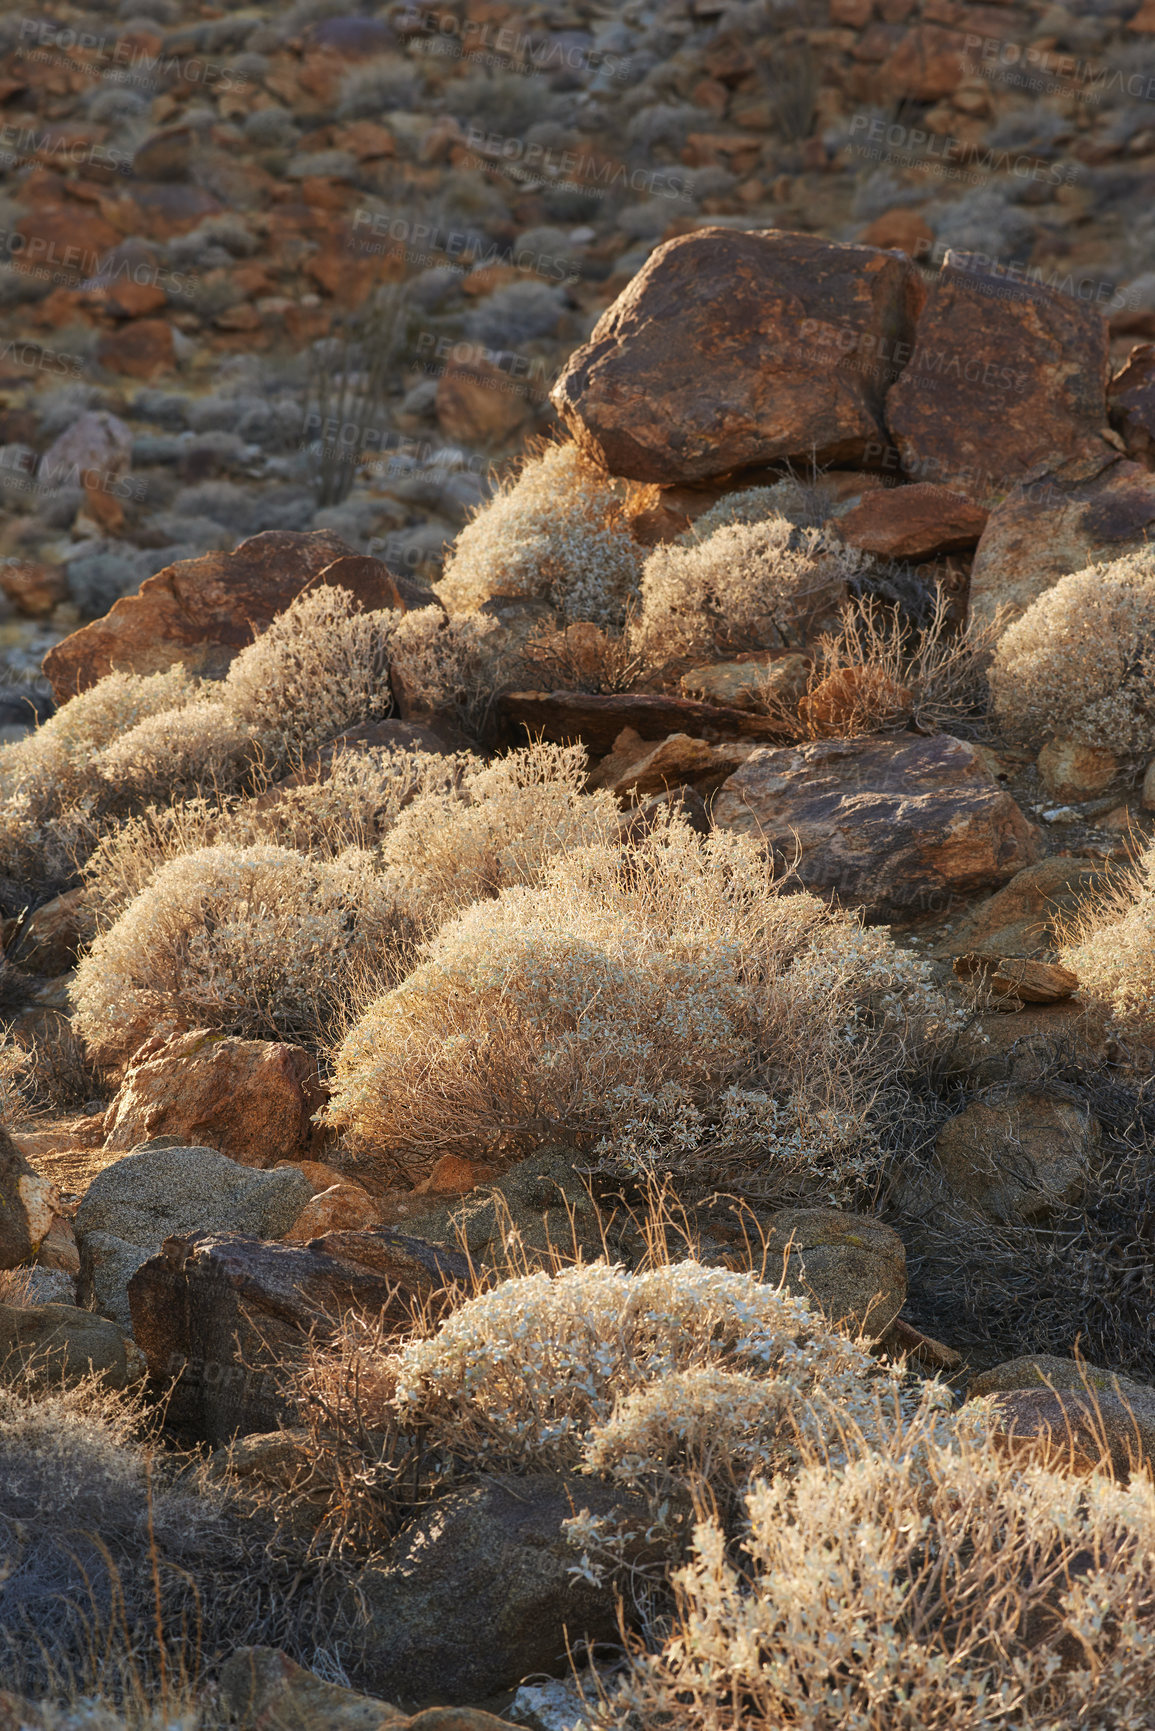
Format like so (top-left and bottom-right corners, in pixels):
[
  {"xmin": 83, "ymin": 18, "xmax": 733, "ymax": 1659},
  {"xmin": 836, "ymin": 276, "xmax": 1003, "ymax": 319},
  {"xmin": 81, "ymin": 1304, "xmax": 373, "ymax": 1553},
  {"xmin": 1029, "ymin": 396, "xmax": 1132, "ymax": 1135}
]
[{"xmin": 1, "ymin": 4, "xmax": 1155, "ymax": 1730}]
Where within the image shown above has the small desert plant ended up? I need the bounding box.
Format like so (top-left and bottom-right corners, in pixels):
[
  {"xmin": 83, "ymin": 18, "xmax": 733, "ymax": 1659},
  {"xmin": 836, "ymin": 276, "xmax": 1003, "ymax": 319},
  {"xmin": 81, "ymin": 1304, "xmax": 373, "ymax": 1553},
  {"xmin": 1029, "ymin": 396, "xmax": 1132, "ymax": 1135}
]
[
  {"xmin": 80, "ymin": 746, "xmax": 473, "ymax": 933},
  {"xmin": 633, "ymin": 516, "xmax": 868, "ymax": 665},
  {"xmin": 221, "ymin": 586, "xmax": 396, "ymax": 756},
  {"xmin": 988, "ymin": 547, "xmax": 1155, "ymax": 755},
  {"xmin": 597, "ymin": 1429, "xmax": 1155, "ymax": 1731},
  {"xmin": 1058, "ymin": 840, "xmax": 1155, "ymax": 1045},
  {"xmin": 379, "ymin": 740, "xmax": 618, "ymax": 925},
  {"xmin": 437, "ymin": 443, "xmax": 643, "ymax": 627},
  {"xmin": 763, "ymin": 590, "xmax": 1002, "ymax": 739},
  {"xmin": 516, "ymin": 618, "xmax": 644, "ymax": 695},
  {"xmin": 304, "ymin": 284, "xmax": 410, "ymax": 507},
  {"xmin": 91, "ymin": 701, "xmax": 261, "ymax": 807},
  {"xmin": 386, "ymin": 605, "xmax": 506, "ymax": 737},
  {"xmin": 72, "ymin": 844, "xmax": 409, "ymax": 1067},
  {"xmin": 687, "ymin": 475, "xmax": 835, "ymax": 540},
  {"xmin": 328, "ymin": 814, "xmax": 957, "ymax": 1188}
]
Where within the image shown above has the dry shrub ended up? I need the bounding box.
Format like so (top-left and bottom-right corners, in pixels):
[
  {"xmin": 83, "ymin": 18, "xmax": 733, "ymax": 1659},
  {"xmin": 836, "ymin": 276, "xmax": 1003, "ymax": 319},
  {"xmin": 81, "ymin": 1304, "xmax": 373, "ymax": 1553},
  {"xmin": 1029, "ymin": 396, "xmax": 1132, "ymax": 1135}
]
[
  {"xmin": 222, "ymin": 585, "xmax": 396, "ymax": 754},
  {"xmin": 91, "ymin": 701, "xmax": 260, "ymax": 807},
  {"xmin": 989, "ymin": 547, "xmax": 1155, "ymax": 755},
  {"xmin": 515, "ymin": 618, "xmax": 643, "ymax": 696},
  {"xmin": 1058, "ymin": 842, "xmax": 1155, "ymax": 1046},
  {"xmin": 327, "ymin": 815, "xmax": 957, "ymax": 1190},
  {"xmin": 385, "ymin": 605, "xmax": 506, "ymax": 736},
  {"xmin": 71, "ymin": 844, "xmax": 409, "ymax": 1067},
  {"xmin": 80, "ymin": 747, "xmax": 472, "ymax": 933},
  {"xmin": 686, "ymin": 475, "xmax": 835, "ymax": 540},
  {"xmin": 762, "ymin": 591, "xmax": 1002, "ymax": 739},
  {"xmin": 633, "ymin": 516, "xmax": 867, "ymax": 665},
  {"xmin": 599, "ymin": 1429, "xmax": 1155, "ymax": 1731},
  {"xmin": 13, "ymin": 1018, "xmax": 104, "ymax": 1116},
  {"xmin": 379, "ymin": 740, "xmax": 617, "ymax": 924},
  {"xmin": 437, "ymin": 443, "xmax": 643, "ymax": 626}
]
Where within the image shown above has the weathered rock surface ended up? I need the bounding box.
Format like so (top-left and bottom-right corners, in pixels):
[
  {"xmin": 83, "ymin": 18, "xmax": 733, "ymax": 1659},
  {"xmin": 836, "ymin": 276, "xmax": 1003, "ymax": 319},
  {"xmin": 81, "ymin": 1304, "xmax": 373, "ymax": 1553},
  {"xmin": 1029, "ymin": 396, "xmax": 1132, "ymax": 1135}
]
[
  {"xmin": 952, "ymin": 953, "xmax": 1079, "ymax": 1005},
  {"xmin": 934, "ymin": 1087, "xmax": 1098, "ymax": 1223},
  {"xmin": 762, "ymin": 1208, "xmax": 907, "ymax": 1338},
  {"xmin": 969, "ymin": 1354, "xmax": 1155, "ymax": 1407},
  {"xmin": 1107, "ymin": 341, "xmax": 1155, "ymax": 464},
  {"xmin": 282, "ymin": 1180, "xmax": 382, "ymax": 1239},
  {"xmin": 680, "ymin": 653, "xmax": 809, "ymax": 713},
  {"xmin": 0, "ymin": 1126, "xmax": 60, "ymax": 1269},
  {"xmin": 590, "ymin": 730, "xmax": 753, "ymax": 800},
  {"xmin": 42, "ymin": 532, "xmax": 407, "ymax": 698},
  {"xmin": 886, "ymin": 251, "xmax": 1112, "ymax": 503},
  {"xmin": 500, "ymin": 690, "xmax": 788, "ymax": 756},
  {"xmin": 1037, "ymin": 738, "xmax": 1119, "ymax": 802},
  {"xmin": 0, "ymin": 1300, "xmax": 145, "ymax": 1389},
  {"xmin": 102, "ymin": 1032, "xmax": 329, "ymax": 1168},
  {"xmin": 942, "ymin": 857, "xmax": 1114, "ymax": 960},
  {"xmin": 75, "ymin": 1143, "xmax": 312, "ymax": 1326},
  {"xmin": 552, "ymin": 229, "xmax": 924, "ymax": 482},
  {"xmin": 834, "ymin": 483, "xmax": 988, "ymax": 559},
  {"xmin": 967, "ymin": 456, "xmax": 1155, "ymax": 628},
  {"xmin": 349, "ymin": 1475, "xmax": 654, "ymax": 1704},
  {"xmin": 712, "ymin": 734, "xmax": 1039, "ymax": 921},
  {"xmin": 128, "ymin": 1231, "xmax": 465, "ymax": 1441},
  {"xmin": 217, "ymin": 1646, "xmax": 407, "ymax": 1731},
  {"xmin": 985, "ymin": 1385, "xmax": 1155, "ymax": 1479}
]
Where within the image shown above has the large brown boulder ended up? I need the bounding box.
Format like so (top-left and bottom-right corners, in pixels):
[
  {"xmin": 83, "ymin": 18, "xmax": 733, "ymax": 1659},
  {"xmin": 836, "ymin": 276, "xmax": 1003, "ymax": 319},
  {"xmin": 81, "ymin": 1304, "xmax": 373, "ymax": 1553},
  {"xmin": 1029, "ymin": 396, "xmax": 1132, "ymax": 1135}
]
[
  {"xmin": 42, "ymin": 535, "xmax": 412, "ymax": 699},
  {"xmin": 551, "ymin": 228, "xmax": 925, "ymax": 483},
  {"xmin": 834, "ymin": 483, "xmax": 988, "ymax": 560},
  {"xmin": 712, "ymin": 734, "xmax": 1039, "ymax": 921},
  {"xmin": 128, "ymin": 1230, "xmax": 472, "ymax": 1442},
  {"xmin": 0, "ymin": 1301, "xmax": 145, "ymax": 1390},
  {"xmin": 886, "ymin": 251, "xmax": 1112, "ymax": 504},
  {"xmin": 967, "ymin": 455, "xmax": 1155, "ymax": 628},
  {"xmin": 933, "ymin": 1086, "xmax": 1099, "ymax": 1224},
  {"xmin": 102, "ymin": 1031, "xmax": 330, "ymax": 1168},
  {"xmin": 761, "ymin": 1208, "xmax": 907, "ymax": 1339}
]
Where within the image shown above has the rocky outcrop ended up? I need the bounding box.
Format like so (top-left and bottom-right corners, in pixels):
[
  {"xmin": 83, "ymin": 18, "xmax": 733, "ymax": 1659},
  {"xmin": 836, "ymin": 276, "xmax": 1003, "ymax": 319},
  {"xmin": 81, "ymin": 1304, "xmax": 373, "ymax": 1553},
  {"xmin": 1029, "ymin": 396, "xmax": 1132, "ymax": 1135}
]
[
  {"xmin": 967, "ymin": 456, "xmax": 1155, "ymax": 628},
  {"xmin": 499, "ymin": 690, "xmax": 788, "ymax": 756},
  {"xmin": 886, "ymin": 251, "xmax": 1112, "ymax": 504},
  {"xmin": 41, "ymin": 534, "xmax": 407, "ymax": 699},
  {"xmin": 102, "ymin": 1032, "xmax": 330, "ymax": 1168},
  {"xmin": 760, "ymin": 1208, "xmax": 907, "ymax": 1339},
  {"xmin": 551, "ymin": 229, "xmax": 924, "ymax": 482},
  {"xmin": 712, "ymin": 734, "xmax": 1039, "ymax": 922}
]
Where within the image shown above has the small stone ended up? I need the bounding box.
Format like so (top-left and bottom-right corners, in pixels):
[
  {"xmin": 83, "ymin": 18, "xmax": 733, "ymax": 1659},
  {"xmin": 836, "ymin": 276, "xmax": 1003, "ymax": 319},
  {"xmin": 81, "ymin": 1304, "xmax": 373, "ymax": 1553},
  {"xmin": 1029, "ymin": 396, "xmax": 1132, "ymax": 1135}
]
[
  {"xmin": 953, "ymin": 953, "xmax": 1079, "ymax": 1005},
  {"xmin": 1142, "ymin": 758, "xmax": 1155, "ymax": 810},
  {"xmin": 0, "ymin": 560, "xmax": 68, "ymax": 618},
  {"xmin": 761, "ymin": 1207, "xmax": 907, "ymax": 1338},
  {"xmin": 1037, "ymin": 738, "xmax": 1118, "ymax": 802},
  {"xmin": 680, "ymin": 653, "xmax": 808, "ymax": 712}
]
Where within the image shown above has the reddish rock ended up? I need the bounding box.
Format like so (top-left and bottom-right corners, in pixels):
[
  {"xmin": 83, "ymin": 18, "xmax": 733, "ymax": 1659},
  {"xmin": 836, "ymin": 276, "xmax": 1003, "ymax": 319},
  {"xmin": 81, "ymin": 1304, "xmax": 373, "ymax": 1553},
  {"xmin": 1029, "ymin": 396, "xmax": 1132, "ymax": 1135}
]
[
  {"xmin": 987, "ymin": 1386, "xmax": 1155, "ymax": 1479},
  {"xmin": 952, "ymin": 954, "xmax": 1079, "ymax": 1006},
  {"xmin": 967, "ymin": 456, "xmax": 1155, "ymax": 628},
  {"xmin": 41, "ymin": 530, "xmax": 415, "ymax": 698},
  {"xmin": 282, "ymin": 1181, "xmax": 381, "ymax": 1240},
  {"xmin": 13, "ymin": 205, "xmax": 121, "ymax": 281},
  {"xmin": 943, "ymin": 856, "xmax": 1113, "ymax": 961},
  {"xmin": 551, "ymin": 228, "xmax": 925, "ymax": 483},
  {"xmin": 1108, "ymin": 342, "xmax": 1155, "ymax": 464},
  {"xmin": 499, "ymin": 690, "xmax": 791, "ymax": 756},
  {"xmin": 82, "ymin": 277, "xmax": 167, "ymax": 319},
  {"xmin": 1037, "ymin": 738, "xmax": 1119, "ymax": 802},
  {"xmin": 0, "ymin": 560, "xmax": 67, "ymax": 618},
  {"xmin": 435, "ymin": 360, "xmax": 533, "ymax": 445},
  {"xmin": 95, "ymin": 318, "xmax": 175, "ymax": 379},
  {"xmin": 881, "ymin": 24, "xmax": 968, "ymax": 100},
  {"xmin": 128, "ymin": 1232, "xmax": 463, "ymax": 1441},
  {"xmin": 886, "ymin": 251, "xmax": 1112, "ymax": 503},
  {"xmin": 712, "ymin": 733, "xmax": 1039, "ymax": 921},
  {"xmin": 102, "ymin": 1031, "xmax": 330, "ymax": 1167},
  {"xmin": 835, "ymin": 483, "xmax": 988, "ymax": 559}
]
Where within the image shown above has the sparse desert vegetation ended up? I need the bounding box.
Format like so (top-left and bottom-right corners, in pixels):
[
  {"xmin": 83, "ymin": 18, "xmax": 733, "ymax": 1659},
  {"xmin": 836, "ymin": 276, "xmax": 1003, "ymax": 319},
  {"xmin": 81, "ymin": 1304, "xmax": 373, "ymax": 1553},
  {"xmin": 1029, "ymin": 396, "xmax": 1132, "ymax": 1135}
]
[{"xmin": 2, "ymin": 5, "xmax": 1155, "ymax": 1725}]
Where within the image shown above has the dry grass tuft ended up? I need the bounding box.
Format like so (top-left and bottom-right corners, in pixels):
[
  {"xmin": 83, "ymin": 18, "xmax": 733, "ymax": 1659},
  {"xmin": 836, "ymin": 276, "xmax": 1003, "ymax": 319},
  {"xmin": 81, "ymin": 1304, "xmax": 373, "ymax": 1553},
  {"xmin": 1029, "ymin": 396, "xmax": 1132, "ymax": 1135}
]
[{"xmin": 1058, "ymin": 841, "xmax": 1155, "ymax": 1047}]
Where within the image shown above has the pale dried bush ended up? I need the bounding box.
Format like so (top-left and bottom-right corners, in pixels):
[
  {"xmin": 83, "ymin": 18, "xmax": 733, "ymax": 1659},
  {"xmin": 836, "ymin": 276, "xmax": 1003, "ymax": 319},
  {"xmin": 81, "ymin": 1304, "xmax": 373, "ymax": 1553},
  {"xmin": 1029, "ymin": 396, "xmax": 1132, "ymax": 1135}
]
[
  {"xmin": 328, "ymin": 815, "xmax": 958, "ymax": 1190},
  {"xmin": 81, "ymin": 747, "xmax": 471, "ymax": 932},
  {"xmin": 762, "ymin": 591, "xmax": 1002, "ymax": 739},
  {"xmin": 1059, "ymin": 841, "xmax": 1155, "ymax": 1045},
  {"xmin": 687, "ymin": 475, "xmax": 835, "ymax": 540},
  {"xmin": 387, "ymin": 1261, "xmax": 959, "ymax": 1484},
  {"xmin": 633, "ymin": 516, "xmax": 868, "ymax": 665},
  {"xmin": 379, "ymin": 740, "xmax": 617, "ymax": 925},
  {"xmin": 91, "ymin": 701, "xmax": 260, "ymax": 806},
  {"xmin": 221, "ymin": 586, "xmax": 395, "ymax": 755},
  {"xmin": 71, "ymin": 844, "xmax": 409, "ymax": 1066},
  {"xmin": 0, "ymin": 668, "xmax": 200, "ymax": 885},
  {"xmin": 516, "ymin": 618, "xmax": 644, "ymax": 695},
  {"xmin": 386, "ymin": 605, "xmax": 506, "ymax": 736},
  {"xmin": 989, "ymin": 547, "xmax": 1155, "ymax": 755},
  {"xmin": 598, "ymin": 1430, "xmax": 1155, "ymax": 1731},
  {"xmin": 437, "ymin": 444, "xmax": 643, "ymax": 626}
]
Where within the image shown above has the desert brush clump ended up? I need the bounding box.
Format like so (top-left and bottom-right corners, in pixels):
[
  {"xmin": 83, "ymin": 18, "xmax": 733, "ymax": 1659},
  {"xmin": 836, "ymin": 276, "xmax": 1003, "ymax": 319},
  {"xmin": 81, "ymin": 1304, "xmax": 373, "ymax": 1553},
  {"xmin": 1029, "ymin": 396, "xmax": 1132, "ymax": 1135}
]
[
  {"xmin": 71, "ymin": 843, "xmax": 409, "ymax": 1067},
  {"xmin": 596, "ymin": 1430, "xmax": 1155, "ymax": 1731},
  {"xmin": 633, "ymin": 515, "xmax": 869, "ymax": 665},
  {"xmin": 686, "ymin": 474, "xmax": 835, "ymax": 540},
  {"xmin": 90, "ymin": 701, "xmax": 260, "ymax": 808},
  {"xmin": 379, "ymin": 740, "xmax": 618, "ymax": 924},
  {"xmin": 327, "ymin": 814, "xmax": 958, "ymax": 1191},
  {"xmin": 988, "ymin": 546, "xmax": 1155, "ymax": 756},
  {"xmin": 1058, "ymin": 839, "xmax": 1155, "ymax": 1046},
  {"xmin": 437, "ymin": 443, "xmax": 643, "ymax": 626},
  {"xmin": 80, "ymin": 745, "xmax": 472, "ymax": 933},
  {"xmin": 386, "ymin": 1261, "xmax": 961, "ymax": 1490}
]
